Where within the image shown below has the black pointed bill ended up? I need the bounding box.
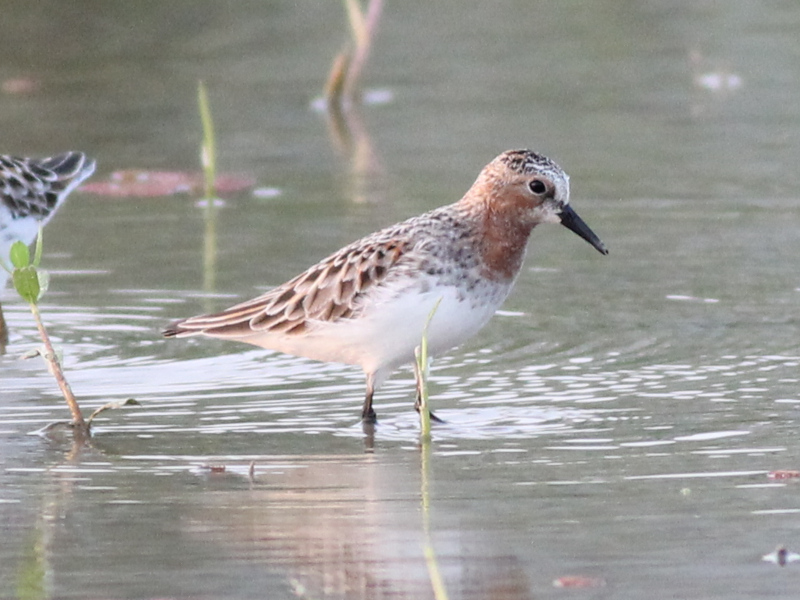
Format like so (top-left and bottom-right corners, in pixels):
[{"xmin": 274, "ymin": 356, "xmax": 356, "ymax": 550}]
[{"xmin": 559, "ymin": 204, "xmax": 608, "ymax": 255}]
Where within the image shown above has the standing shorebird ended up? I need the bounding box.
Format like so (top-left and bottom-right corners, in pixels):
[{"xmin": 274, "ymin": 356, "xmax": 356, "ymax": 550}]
[
  {"xmin": 164, "ymin": 149, "xmax": 607, "ymax": 422},
  {"xmin": 0, "ymin": 152, "xmax": 96, "ymax": 350}
]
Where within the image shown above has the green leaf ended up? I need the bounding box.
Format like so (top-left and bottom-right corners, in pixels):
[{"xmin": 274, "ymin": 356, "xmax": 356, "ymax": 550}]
[
  {"xmin": 20, "ymin": 348, "xmax": 42, "ymax": 360},
  {"xmin": 9, "ymin": 241, "xmax": 30, "ymax": 269},
  {"xmin": 36, "ymin": 269, "xmax": 49, "ymax": 300},
  {"xmin": 32, "ymin": 225, "xmax": 44, "ymax": 267},
  {"xmin": 12, "ymin": 266, "xmax": 40, "ymax": 304}
]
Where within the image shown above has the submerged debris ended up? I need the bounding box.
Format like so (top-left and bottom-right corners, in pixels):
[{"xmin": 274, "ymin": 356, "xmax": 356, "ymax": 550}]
[
  {"xmin": 80, "ymin": 170, "xmax": 255, "ymax": 198},
  {"xmin": 552, "ymin": 575, "xmax": 606, "ymax": 588},
  {"xmin": 767, "ymin": 470, "xmax": 800, "ymax": 480}
]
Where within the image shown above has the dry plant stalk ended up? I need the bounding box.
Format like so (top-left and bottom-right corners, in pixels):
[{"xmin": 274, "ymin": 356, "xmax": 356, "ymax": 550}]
[{"xmin": 325, "ymin": 0, "xmax": 383, "ymax": 108}]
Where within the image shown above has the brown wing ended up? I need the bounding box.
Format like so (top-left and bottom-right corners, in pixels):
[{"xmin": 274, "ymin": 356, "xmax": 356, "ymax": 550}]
[{"xmin": 163, "ymin": 232, "xmax": 412, "ymax": 339}]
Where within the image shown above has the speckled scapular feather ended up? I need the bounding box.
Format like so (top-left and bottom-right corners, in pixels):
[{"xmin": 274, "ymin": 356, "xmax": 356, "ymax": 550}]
[{"xmin": 0, "ymin": 152, "xmax": 96, "ymax": 222}]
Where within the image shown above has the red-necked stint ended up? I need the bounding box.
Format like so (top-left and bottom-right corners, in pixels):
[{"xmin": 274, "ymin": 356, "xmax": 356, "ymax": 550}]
[{"xmin": 164, "ymin": 149, "xmax": 607, "ymax": 422}]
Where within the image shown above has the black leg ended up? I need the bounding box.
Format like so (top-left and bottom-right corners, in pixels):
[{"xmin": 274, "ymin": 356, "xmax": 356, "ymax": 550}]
[
  {"xmin": 361, "ymin": 382, "xmax": 377, "ymax": 423},
  {"xmin": 362, "ymin": 404, "xmax": 377, "ymax": 423},
  {"xmin": 414, "ymin": 388, "xmax": 445, "ymax": 423}
]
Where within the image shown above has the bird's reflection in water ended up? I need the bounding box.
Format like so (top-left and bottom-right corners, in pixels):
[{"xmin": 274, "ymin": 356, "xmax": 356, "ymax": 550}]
[{"xmin": 187, "ymin": 454, "xmax": 533, "ymax": 600}]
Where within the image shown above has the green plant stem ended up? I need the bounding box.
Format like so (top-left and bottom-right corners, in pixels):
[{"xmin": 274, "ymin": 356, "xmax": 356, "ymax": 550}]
[
  {"xmin": 416, "ymin": 296, "xmax": 449, "ymax": 598},
  {"xmin": 197, "ymin": 80, "xmax": 216, "ymax": 199},
  {"xmin": 202, "ymin": 200, "xmax": 218, "ymax": 294},
  {"xmin": 29, "ymin": 303, "xmax": 86, "ymax": 430},
  {"xmin": 421, "ymin": 438, "xmax": 449, "ymax": 600},
  {"xmin": 197, "ymin": 80, "xmax": 219, "ymax": 296},
  {"xmin": 415, "ymin": 345, "xmax": 431, "ymax": 440},
  {"xmin": 415, "ymin": 297, "xmax": 442, "ymax": 438}
]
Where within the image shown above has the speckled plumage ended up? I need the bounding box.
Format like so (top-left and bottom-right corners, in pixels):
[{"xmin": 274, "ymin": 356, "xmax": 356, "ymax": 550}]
[
  {"xmin": 0, "ymin": 151, "xmax": 96, "ymax": 351},
  {"xmin": 164, "ymin": 149, "xmax": 607, "ymax": 422},
  {"xmin": 0, "ymin": 153, "xmax": 95, "ymax": 222},
  {"xmin": 1, "ymin": 151, "xmax": 96, "ymax": 274}
]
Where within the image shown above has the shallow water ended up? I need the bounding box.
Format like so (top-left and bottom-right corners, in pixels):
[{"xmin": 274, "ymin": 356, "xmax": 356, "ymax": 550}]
[{"xmin": 3, "ymin": 1, "xmax": 800, "ymax": 599}]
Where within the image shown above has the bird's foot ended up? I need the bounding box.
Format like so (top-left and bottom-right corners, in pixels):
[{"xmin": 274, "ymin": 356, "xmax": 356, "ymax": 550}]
[
  {"xmin": 361, "ymin": 406, "xmax": 377, "ymax": 424},
  {"xmin": 414, "ymin": 402, "xmax": 445, "ymax": 424}
]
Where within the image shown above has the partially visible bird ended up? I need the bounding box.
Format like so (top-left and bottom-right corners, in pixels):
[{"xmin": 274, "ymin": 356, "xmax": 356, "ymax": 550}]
[
  {"xmin": 1, "ymin": 151, "xmax": 96, "ymax": 258},
  {"xmin": 0, "ymin": 152, "xmax": 96, "ymax": 349}
]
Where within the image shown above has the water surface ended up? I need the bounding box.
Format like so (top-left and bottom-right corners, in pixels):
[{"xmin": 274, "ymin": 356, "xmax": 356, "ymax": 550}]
[{"xmin": 2, "ymin": 2, "xmax": 800, "ymax": 599}]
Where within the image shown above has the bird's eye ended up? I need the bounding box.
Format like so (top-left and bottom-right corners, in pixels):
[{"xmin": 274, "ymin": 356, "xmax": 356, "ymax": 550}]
[{"xmin": 528, "ymin": 179, "xmax": 547, "ymax": 195}]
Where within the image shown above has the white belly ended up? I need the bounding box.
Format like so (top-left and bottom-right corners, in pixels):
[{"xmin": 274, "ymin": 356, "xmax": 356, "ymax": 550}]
[{"xmin": 253, "ymin": 276, "xmax": 512, "ymax": 379}]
